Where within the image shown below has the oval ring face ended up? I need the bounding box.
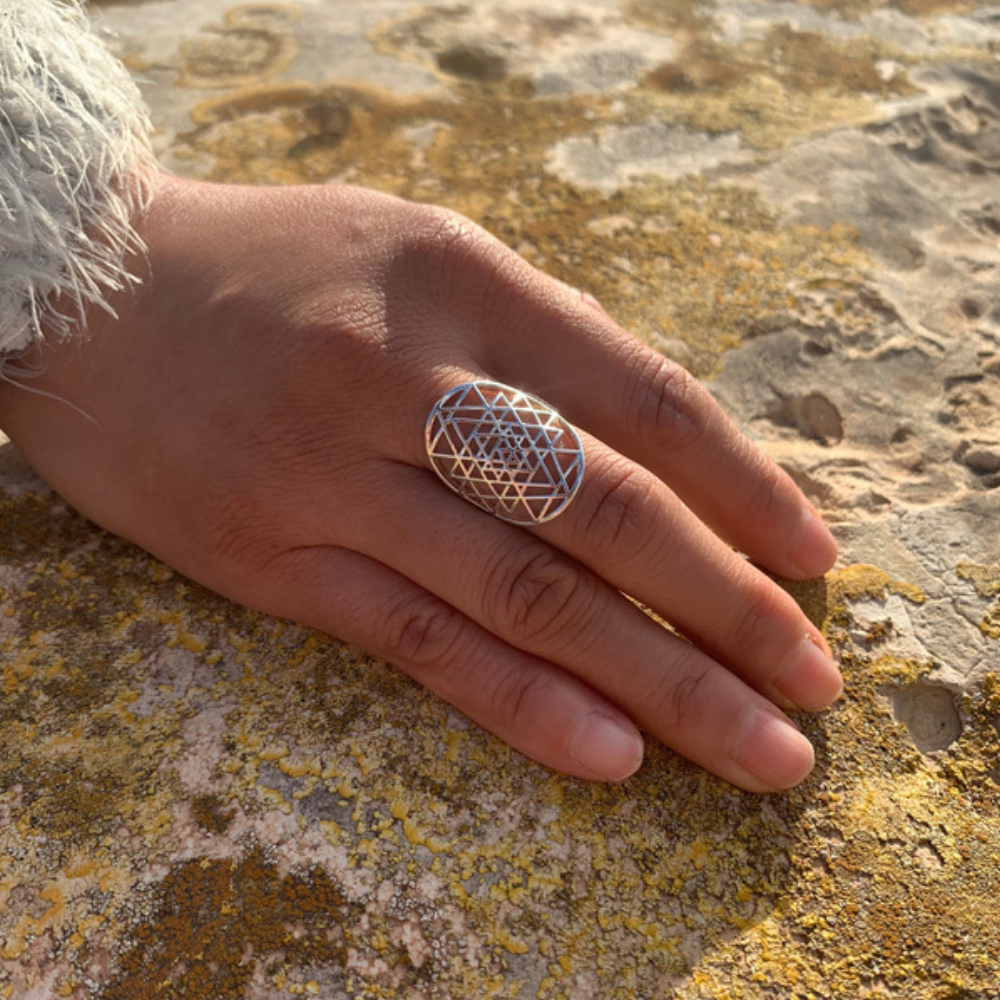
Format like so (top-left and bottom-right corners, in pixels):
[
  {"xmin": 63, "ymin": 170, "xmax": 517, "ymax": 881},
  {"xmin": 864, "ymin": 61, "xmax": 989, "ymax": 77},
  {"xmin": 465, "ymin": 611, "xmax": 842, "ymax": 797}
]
[{"xmin": 425, "ymin": 381, "xmax": 586, "ymax": 526}]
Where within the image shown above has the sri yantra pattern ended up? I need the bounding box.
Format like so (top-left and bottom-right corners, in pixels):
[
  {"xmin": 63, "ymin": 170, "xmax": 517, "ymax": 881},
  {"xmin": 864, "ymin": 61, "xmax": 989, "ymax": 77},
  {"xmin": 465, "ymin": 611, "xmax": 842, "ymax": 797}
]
[{"xmin": 425, "ymin": 381, "xmax": 585, "ymax": 525}]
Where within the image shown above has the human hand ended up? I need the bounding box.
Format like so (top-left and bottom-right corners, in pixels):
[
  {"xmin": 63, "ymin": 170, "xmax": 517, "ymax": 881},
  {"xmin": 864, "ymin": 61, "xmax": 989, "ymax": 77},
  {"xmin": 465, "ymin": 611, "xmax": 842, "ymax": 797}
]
[{"xmin": 0, "ymin": 173, "xmax": 840, "ymax": 791}]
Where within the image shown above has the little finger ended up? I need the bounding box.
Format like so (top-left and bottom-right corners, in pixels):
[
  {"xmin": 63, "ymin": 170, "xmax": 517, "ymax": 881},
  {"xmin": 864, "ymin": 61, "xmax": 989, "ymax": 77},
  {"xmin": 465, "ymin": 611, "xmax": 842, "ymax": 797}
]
[{"xmin": 249, "ymin": 544, "xmax": 645, "ymax": 782}]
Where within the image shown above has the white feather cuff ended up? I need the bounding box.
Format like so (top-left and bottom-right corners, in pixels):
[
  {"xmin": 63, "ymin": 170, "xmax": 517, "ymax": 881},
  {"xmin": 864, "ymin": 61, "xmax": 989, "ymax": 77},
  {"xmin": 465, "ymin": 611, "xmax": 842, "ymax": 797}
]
[{"xmin": 0, "ymin": 0, "xmax": 153, "ymax": 354}]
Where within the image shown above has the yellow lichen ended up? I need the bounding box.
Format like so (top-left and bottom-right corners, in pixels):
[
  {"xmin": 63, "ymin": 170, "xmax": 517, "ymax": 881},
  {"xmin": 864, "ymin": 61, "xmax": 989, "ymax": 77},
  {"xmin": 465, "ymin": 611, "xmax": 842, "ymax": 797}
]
[
  {"xmin": 830, "ymin": 563, "xmax": 927, "ymax": 605},
  {"xmin": 957, "ymin": 561, "xmax": 1000, "ymax": 638},
  {"xmin": 7, "ymin": 3, "xmax": 1000, "ymax": 997}
]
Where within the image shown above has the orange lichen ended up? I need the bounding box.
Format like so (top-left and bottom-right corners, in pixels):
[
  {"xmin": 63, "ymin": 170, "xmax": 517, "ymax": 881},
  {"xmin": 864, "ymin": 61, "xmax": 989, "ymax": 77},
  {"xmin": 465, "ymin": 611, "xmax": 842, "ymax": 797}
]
[{"xmin": 99, "ymin": 848, "xmax": 349, "ymax": 1000}]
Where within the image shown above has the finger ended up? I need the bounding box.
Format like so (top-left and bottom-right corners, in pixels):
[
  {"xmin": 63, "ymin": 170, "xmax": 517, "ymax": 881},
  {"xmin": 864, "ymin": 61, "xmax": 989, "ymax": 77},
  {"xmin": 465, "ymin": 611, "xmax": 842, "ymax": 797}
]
[
  {"xmin": 475, "ymin": 268, "xmax": 837, "ymax": 579},
  {"xmin": 534, "ymin": 428, "xmax": 843, "ymax": 713},
  {"xmin": 342, "ymin": 468, "xmax": 817, "ymax": 791},
  {"xmin": 392, "ymin": 379, "xmax": 839, "ymax": 713},
  {"xmin": 244, "ymin": 544, "xmax": 645, "ymax": 782}
]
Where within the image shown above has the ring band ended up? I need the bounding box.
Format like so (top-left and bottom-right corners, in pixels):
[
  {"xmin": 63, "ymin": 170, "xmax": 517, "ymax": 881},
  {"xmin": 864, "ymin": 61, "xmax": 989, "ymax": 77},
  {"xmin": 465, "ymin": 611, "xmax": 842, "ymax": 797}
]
[{"xmin": 425, "ymin": 380, "xmax": 585, "ymax": 526}]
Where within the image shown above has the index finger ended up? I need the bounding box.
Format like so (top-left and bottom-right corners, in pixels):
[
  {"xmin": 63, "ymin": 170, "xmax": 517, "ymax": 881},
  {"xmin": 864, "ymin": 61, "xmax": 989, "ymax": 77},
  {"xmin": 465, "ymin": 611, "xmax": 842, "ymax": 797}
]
[{"xmin": 481, "ymin": 271, "xmax": 838, "ymax": 580}]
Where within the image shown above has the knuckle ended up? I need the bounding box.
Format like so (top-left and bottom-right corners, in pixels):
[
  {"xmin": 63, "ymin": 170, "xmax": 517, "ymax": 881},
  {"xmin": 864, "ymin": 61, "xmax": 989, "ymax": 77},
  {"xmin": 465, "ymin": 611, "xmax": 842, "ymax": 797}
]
[
  {"xmin": 399, "ymin": 206, "xmax": 488, "ymax": 287},
  {"xmin": 487, "ymin": 669, "xmax": 556, "ymax": 734},
  {"xmin": 738, "ymin": 456, "xmax": 788, "ymax": 521},
  {"xmin": 652, "ymin": 657, "xmax": 714, "ymax": 734},
  {"xmin": 727, "ymin": 583, "xmax": 785, "ymax": 659},
  {"xmin": 580, "ymin": 460, "xmax": 659, "ymax": 561},
  {"xmin": 385, "ymin": 593, "xmax": 466, "ymax": 670},
  {"xmin": 626, "ymin": 348, "xmax": 706, "ymax": 451},
  {"xmin": 413, "ymin": 205, "xmax": 482, "ymax": 259},
  {"xmin": 486, "ymin": 548, "xmax": 592, "ymax": 647},
  {"xmin": 398, "ymin": 205, "xmax": 521, "ymax": 318}
]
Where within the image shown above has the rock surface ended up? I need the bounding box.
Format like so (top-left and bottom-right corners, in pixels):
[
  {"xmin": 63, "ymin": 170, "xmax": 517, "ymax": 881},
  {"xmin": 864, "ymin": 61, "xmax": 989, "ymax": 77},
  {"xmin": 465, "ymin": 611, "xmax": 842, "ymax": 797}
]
[{"xmin": 2, "ymin": 1, "xmax": 999, "ymax": 998}]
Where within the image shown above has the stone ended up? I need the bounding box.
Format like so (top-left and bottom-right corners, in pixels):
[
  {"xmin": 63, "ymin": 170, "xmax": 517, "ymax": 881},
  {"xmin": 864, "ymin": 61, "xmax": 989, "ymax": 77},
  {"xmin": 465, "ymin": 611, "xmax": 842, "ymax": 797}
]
[{"xmin": 3, "ymin": 1, "xmax": 999, "ymax": 997}]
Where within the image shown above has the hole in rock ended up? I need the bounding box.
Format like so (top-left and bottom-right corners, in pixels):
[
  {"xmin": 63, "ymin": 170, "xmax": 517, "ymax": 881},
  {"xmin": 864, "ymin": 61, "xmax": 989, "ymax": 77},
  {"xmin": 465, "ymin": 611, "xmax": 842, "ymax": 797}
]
[
  {"xmin": 889, "ymin": 682, "xmax": 962, "ymax": 753},
  {"xmin": 959, "ymin": 297, "xmax": 985, "ymax": 320},
  {"xmin": 436, "ymin": 44, "xmax": 508, "ymax": 82}
]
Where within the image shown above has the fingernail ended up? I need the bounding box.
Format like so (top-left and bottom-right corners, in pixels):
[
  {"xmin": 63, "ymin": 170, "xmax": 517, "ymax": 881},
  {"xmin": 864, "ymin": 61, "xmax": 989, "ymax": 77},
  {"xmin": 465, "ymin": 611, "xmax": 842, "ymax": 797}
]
[
  {"xmin": 774, "ymin": 637, "xmax": 843, "ymax": 712},
  {"xmin": 733, "ymin": 707, "xmax": 815, "ymax": 790},
  {"xmin": 570, "ymin": 713, "xmax": 644, "ymax": 781},
  {"xmin": 790, "ymin": 508, "xmax": 838, "ymax": 578}
]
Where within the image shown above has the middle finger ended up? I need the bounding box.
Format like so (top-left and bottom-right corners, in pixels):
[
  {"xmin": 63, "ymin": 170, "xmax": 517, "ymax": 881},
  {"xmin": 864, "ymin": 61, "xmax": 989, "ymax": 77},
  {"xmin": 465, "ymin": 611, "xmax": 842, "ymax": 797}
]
[{"xmin": 534, "ymin": 429, "xmax": 842, "ymax": 712}]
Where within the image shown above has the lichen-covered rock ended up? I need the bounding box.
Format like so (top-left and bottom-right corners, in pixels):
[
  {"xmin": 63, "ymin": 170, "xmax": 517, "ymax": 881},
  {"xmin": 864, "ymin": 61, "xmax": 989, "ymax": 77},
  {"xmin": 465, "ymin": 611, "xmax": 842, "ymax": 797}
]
[{"xmin": 2, "ymin": 2, "xmax": 998, "ymax": 997}]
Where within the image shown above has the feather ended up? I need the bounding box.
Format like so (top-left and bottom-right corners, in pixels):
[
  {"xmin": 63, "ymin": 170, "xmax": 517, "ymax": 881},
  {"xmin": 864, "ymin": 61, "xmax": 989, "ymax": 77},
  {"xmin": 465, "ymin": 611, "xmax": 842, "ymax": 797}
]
[{"xmin": 0, "ymin": 0, "xmax": 153, "ymax": 354}]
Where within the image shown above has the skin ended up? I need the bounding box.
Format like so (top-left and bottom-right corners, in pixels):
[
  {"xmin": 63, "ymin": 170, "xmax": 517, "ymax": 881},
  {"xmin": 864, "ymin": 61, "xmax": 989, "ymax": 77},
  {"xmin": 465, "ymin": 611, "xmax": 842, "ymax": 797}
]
[{"xmin": 0, "ymin": 173, "xmax": 841, "ymax": 791}]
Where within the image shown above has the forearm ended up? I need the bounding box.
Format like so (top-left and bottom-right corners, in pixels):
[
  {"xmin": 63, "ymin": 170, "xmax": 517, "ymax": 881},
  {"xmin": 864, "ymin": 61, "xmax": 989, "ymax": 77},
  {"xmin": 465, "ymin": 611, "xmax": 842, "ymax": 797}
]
[{"xmin": 0, "ymin": 0, "xmax": 153, "ymax": 356}]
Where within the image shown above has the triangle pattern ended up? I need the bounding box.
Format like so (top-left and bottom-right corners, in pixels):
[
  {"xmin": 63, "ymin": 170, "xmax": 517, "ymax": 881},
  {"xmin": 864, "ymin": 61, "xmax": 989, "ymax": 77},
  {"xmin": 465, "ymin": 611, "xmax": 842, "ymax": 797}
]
[{"xmin": 426, "ymin": 381, "xmax": 585, "ymax": 525}]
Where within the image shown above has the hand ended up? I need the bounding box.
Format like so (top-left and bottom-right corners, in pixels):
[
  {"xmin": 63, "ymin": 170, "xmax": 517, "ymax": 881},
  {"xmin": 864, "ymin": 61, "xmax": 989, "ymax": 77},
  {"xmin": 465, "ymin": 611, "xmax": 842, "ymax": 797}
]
[{"xmin": 0, "ymin": 173, "xmax": 840, "ymax": 790}]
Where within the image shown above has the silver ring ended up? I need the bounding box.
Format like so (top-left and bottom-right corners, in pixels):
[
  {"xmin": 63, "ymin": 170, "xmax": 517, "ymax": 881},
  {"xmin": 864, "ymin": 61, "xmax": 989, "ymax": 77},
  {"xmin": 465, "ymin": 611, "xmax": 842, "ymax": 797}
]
[{"xmin": 425, "ymin": 380, "xmax": 585, "ymax": 526}]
